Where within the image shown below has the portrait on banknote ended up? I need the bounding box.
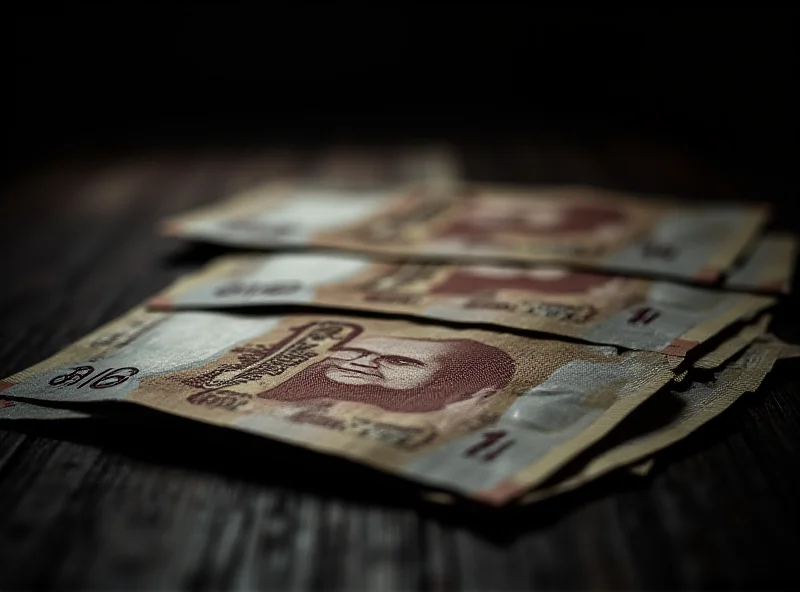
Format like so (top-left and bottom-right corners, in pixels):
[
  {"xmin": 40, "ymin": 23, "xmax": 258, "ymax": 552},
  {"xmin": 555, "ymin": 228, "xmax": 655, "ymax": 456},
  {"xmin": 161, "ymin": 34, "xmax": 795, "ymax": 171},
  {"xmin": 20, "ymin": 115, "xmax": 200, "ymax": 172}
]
[
  {"xmin": 143, "ymin": 318, "xmax": 518, "ymax": 449},
  {"xmin": 256, "ymin": 333, "xmax": 516, "ymax": 413}
]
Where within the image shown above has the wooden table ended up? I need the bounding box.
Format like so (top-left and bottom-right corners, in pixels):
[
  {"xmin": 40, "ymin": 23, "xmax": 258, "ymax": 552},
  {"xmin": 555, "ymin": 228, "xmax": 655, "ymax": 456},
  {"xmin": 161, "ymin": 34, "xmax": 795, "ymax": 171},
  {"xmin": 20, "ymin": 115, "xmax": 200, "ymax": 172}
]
[{"xmin": 1, "ymin": 141, "xmax": 799, "ymax": 590}]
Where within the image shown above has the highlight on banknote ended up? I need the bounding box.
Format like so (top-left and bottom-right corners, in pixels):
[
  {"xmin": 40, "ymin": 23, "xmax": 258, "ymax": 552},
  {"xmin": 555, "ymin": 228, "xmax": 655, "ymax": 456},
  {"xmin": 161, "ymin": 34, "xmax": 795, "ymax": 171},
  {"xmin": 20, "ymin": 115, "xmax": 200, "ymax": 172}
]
[{"xmin": 161, "ymin": 183, "xmax": 769, "ymax": 283}]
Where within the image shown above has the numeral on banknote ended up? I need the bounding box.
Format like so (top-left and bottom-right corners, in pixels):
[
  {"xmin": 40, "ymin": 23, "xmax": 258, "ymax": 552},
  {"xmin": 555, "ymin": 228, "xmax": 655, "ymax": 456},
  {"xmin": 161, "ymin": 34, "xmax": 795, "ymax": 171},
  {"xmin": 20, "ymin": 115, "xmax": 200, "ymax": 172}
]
[
  {"xmin": 49, "ymin": 366, "xmax": 140, "ymax": 389},
  {"xmin": 627, "ymin": 307, "xmax": 661, "ymax": 325},
  {"xmin": 641, "ymin": 241, "xmax": 677, "ymax": 259},
  {"xmin": 465, "ymin": 430, "xmax": 516, "ymax": 461}
]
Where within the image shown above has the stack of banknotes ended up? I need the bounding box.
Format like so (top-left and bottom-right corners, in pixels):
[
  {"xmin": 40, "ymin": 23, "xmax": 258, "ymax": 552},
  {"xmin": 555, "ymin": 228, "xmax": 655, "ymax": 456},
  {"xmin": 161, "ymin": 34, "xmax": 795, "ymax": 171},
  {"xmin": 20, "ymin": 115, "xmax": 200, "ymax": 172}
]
[{"xmin": 3, "ymin": 148, "xmax": 798, "ymax": 507}]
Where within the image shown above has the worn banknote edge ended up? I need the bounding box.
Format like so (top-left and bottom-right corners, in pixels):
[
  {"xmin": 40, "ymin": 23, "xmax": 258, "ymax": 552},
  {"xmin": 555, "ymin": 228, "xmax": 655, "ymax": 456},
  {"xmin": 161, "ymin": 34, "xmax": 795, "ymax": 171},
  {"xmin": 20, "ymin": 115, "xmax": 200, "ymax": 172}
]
[
  {"xmin": 426, "ymin": 336, "xmax": 790, "ymax": 505},
  {"xmin": 770, "ymin": 335, "xmax": 800, "ymax": 359},
  {"xmin": 0, "ymin": 397, "xmax": 91, "ymax": 420},
  {"xmin": 622, "ymin": 314, "xmax": 771, "ymax": 477},
  {"xmin": 692, "ymin": 314, "xmax": 771, "ymax": 370},
  {"xmin": 0, "ymin": 306, "xmax": 159, "ymax": 420},
  {"xmin": 0, "ymin": 306, "xmax": 166, "ymax": 386},
  {"xmin": 677, "ymin": 295, "xmax": 773, "ymax": 353},
  {"xmin": 725, "ymin": 233, "xmax": 797, "ymax": 294},
  {"xmin": 148, "ymin": 254, "xmax": 775, "ymax": 358},
  {"xmin": 517, "ymin": 341, "xmax": 782, "ymax": 505},
  {"xmin": 470, "ymin": 365, "xmax": 675, "ymax": 505},
  {"xmin": 627, "ymin": 459, "xmax": 656, "ymax": 477},
  {"xmin": 687, "ymin": 202, "xmax": 770, "ymax": 283}
]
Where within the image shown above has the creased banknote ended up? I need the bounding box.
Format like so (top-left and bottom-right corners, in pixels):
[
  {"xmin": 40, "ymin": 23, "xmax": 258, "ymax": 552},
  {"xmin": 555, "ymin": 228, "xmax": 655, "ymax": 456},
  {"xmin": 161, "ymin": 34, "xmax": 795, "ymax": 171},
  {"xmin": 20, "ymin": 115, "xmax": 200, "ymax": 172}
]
[
  {"xmin": 148, "ymin": 253, "xmax": 774, "ymax": 357},
  {"xmin": 772, "ymin": 335, "xmax": 800, "ymax": 360},
  {"xmin": 692, "ymin": 314, "xmax": 770, "ymax": 370},
  {"xmin": 624, "ymin": 312, "xmax": 771, "ymax": 477},
  {"xmin": 161, "ymin": 183, "xmax": 768, "ymax": 282},
  {"xmin": 725, "ymin": 233, "xmax": 797, "ymax": 294},
  {"xmin": 0, "ymin": 308, "xmax": 677, "ymax": 505},
  {"xmin": 519, "ymin": 339, "xmax": 782, "ymax": 504}
]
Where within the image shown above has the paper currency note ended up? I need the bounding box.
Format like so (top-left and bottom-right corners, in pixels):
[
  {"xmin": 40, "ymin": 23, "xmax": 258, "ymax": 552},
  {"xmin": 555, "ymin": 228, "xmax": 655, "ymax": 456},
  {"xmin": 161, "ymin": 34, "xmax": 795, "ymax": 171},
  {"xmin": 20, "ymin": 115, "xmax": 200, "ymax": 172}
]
[
  {"xmin": 692, "ymin": 314, "xmax": 770, "ymax": 370},
  {"xmin": 725, "ymin": 233, "xmax": 797, "ymax": 294},
  {"xmin": 771, "ymin": 335, "xmax": 800, "ymax": 360},
  {"xmin": 587, "ymin": 309, "xmax": 770, "ymax": 480},
  {"xmin": 520, "ymin": 339, "xmax": 782, "ymax": 504},
  {"xmin": 148, "ymin": 253, "xmax": 774, "ymax": 357},
  {"xmin": 0, "ymin": 308, "xmax": 676, "ymax": 505},
  {"xmin": 627, "ymin": 459, "xmax": 655, "ymax": 476},
  {"xmin": 0, "ymin": 397, "xmax": 89, "ymax": 420},
  {"xmin": 162, "ymin": 184, "xmax": 768, "ymax": 282},
  {"xmin": 622, "ymin": 315, "xmax": 771, "ymax": 479}
]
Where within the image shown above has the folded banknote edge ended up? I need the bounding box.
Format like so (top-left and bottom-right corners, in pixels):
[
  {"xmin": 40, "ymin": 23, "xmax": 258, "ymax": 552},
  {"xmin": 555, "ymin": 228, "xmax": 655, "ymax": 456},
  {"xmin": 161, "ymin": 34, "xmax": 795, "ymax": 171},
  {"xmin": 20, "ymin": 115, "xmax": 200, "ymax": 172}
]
[
  {"xmin": 516, "ymin": 342, "xmax": 781, "ymax": 505},
  {"xmin": 469, "ymin": 365, "xmax": 676, "ymax": 506}
]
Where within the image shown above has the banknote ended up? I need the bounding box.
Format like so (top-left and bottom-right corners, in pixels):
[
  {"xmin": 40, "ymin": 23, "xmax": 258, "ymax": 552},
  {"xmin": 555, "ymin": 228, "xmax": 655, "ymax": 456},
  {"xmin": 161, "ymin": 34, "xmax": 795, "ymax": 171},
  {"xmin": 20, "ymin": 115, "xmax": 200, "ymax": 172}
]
[
  {"xmin": 519, "ymin": 339, "xmax": 782, "ymax": 504},
  {"xmin": 772, "ymin": 336, "xmax": 800, "ymax": 360},
  {"xmin": 161, "ymin": 183, "xmax": 769, "ymax": 282},
  {"xmin": 0, "ymin": 308, "xmax": 677, "ymax": 505},
  {"xmin": 0, "ymin": 397, "xmax": 89, "ymax": 420},
  {"xmin": 627, "ymin": 459, "xmax": 655, "ymax": 476},
  {"xmin": 147, "ymin": 253, "xmax": 774, "ymax": 357},
  {"xmin": 692, "ymin": 314, "xmax": 770, "ymax": 370},
  {"xmin": 725, "ymin": 233, "xmax": 797, "ymax": 294},
  {"xmin": 622, "ymin": 315, "xmax": 770, "ymax": 479}
]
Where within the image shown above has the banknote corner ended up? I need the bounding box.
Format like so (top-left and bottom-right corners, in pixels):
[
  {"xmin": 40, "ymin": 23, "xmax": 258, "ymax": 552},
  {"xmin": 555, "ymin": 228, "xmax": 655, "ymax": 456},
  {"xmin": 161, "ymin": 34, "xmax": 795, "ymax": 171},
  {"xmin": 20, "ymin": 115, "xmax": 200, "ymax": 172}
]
[
  {"xmin": 691, "ymin": 267, "xmax": 720, "ymax": 283},
  {"xmin": 148, "ymin": 297, "xmax": 174, "ymax": 311},
  {"xmin": 159, "ymin": 220, "xmax": 184, "ymax": 236},
  {"xmin": 762, "ymin": 281, "xmax": 789, "ymax": 294},
  {"xmin": 472, "ymin": 479, "xmax": 527, "ymax": 507},
  {"xmin": 661, "ymin": 338, "xmax": 700, "ymax": 357}
]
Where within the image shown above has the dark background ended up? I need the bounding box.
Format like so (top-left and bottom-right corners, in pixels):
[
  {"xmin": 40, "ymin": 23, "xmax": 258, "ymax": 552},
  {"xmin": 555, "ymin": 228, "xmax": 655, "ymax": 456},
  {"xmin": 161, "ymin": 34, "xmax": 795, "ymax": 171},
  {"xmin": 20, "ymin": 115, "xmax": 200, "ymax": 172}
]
[{"xmin": 5, "ymin": 4, "xmax": 796, "ymax": 195}]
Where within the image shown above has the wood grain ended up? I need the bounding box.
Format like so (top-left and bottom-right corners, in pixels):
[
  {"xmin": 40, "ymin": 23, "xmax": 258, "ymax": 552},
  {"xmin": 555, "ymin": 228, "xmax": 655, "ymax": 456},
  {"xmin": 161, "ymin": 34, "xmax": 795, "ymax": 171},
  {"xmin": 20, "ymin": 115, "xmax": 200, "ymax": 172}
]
[{"xmin": 1, "ymin": 144, "xmax": 799, "ymax": 590}]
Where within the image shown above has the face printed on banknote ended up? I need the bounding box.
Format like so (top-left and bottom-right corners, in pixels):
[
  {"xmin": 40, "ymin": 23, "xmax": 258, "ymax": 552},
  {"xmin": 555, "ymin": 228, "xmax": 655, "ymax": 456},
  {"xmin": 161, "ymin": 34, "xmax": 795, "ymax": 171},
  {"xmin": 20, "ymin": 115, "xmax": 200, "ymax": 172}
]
[
  {"xmin": 260, "ymin": 334, "xmax": 515, "ymax": 413},
  {"xmin": 1, "ymin": 309, "xmax": 677, "ymax": 504}
]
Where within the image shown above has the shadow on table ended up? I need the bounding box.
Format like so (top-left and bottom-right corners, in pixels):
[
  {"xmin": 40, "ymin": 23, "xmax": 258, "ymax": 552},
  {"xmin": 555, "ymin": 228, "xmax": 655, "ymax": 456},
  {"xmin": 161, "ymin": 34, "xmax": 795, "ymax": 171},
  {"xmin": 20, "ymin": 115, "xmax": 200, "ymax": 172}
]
[{"xmin": 0, "ymin": 397, "xmax": 651, "ymax": 543}]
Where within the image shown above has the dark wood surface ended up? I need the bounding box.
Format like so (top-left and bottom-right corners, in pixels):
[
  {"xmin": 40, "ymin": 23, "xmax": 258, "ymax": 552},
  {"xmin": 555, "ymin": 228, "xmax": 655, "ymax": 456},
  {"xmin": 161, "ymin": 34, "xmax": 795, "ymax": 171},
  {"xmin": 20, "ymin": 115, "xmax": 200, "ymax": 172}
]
[{"xmin": 1, "ymin": 143, "xmax": 800, "ymax": 590}]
